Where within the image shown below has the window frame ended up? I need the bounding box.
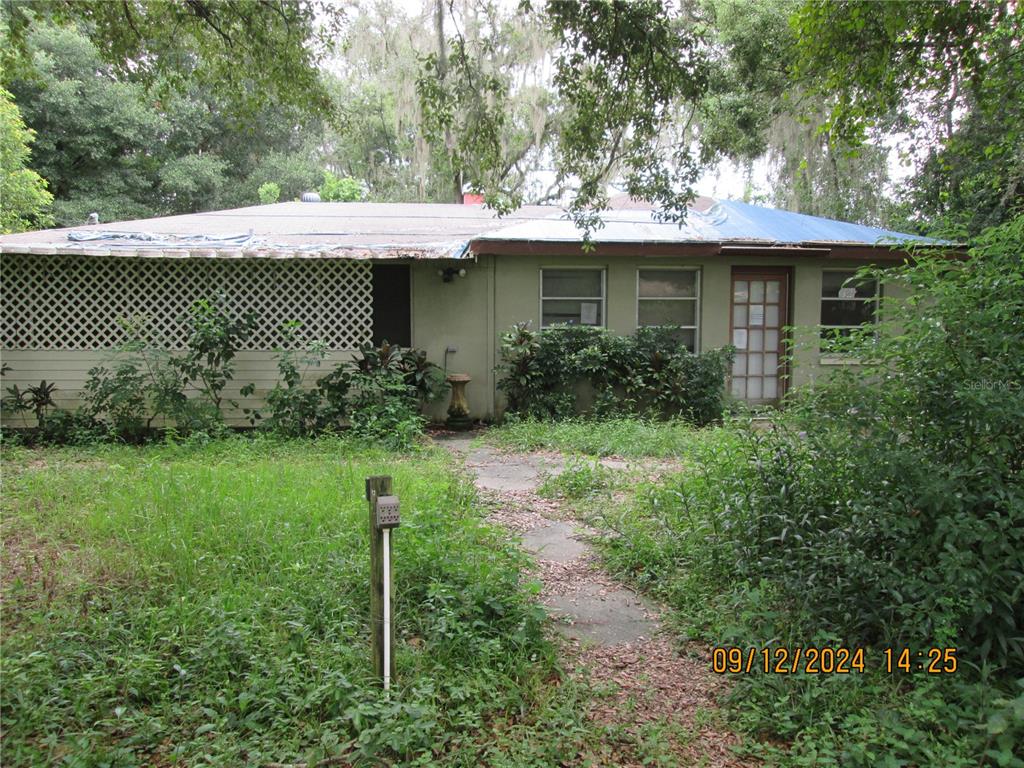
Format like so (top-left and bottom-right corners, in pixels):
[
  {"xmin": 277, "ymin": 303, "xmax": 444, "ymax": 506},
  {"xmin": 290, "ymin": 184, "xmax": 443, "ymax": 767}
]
[
  {"xmin": 819, "ymin": 268, "xmax": 881, "ymax": 338},
  {"xmin": 635, "ymin": 267, "xmax": 702, "ymax": 352},
  {"xmin": 815, "ymin": 268, "xmax": 880, "ymax": 358},
  {"xmin": 539, "ymin": 266, "xmax": 607, "ymax": 329}
]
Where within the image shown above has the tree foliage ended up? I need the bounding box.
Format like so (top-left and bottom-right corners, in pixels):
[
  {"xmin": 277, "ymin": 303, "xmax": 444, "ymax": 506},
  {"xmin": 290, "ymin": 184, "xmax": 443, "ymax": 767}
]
[
  {"xmin": 2, "ymin": 0, "xmax": 336, "ymax": 117},
  {"xmin": 792, "ymin": 0, "xmax": 1024, "ymax": 235},
  {"xmin": 3, "ymin": 22, "xmax": 324, "ymax": 225},
  {"xmin": 0, "ymin": 83, "xmax": 52, "ymax": 232}
]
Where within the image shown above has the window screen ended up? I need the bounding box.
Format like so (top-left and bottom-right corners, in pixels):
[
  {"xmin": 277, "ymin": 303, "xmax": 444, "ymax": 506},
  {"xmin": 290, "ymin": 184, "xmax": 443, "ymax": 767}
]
[
  {"xmin": 819, "ymin": 270, "xmax": 879, "ymax": 346},
  {"xmin": 637, "ymin": 269, "xmax": 699, "ymax": 351},
  {"xmin": 541, "ymin": 268, "xmax": 605, "ymax": 328}
]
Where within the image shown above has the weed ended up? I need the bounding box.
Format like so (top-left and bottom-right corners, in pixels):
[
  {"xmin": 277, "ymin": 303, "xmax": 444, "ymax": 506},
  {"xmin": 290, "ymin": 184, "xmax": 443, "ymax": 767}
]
[{"xmin": 0, "ymin": 439, "xmax": 596, "ymax": 766}]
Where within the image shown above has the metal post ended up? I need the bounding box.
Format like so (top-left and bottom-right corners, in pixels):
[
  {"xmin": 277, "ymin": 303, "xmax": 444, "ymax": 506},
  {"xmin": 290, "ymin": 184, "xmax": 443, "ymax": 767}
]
[{"xmin": 365, "ymin": 475, "xmax": 395, "ymax": 685}]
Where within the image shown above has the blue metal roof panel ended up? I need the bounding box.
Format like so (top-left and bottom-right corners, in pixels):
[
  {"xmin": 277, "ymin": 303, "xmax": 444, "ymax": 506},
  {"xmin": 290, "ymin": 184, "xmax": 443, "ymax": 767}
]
[
  {"xmin": 711, "ymin": 200, "xmax": 933, "ymax": 245},
  {"xmin": 474, "ymin": 198, "xmax": 940, "ymax": 246}
]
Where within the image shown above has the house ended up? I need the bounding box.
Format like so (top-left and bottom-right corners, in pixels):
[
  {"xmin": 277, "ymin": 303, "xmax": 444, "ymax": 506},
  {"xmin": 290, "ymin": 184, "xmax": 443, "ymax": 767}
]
[{"xmin": 0, "ymin": 197, "xmax": 935, "ymax": 425}]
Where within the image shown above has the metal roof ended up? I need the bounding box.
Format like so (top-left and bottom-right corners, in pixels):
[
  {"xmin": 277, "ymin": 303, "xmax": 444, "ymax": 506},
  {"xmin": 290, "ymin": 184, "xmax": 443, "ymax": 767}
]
[
  {"xmin": 0, "ymin": 198, "xmax": 940, "ymax": 260},
  {"xmin": 474, "ymin": 199, "xmax": 937, "ymax": 248},
  {"xmin": 0, "ymin": 202, "xmax": 560, "ymax": 260}
]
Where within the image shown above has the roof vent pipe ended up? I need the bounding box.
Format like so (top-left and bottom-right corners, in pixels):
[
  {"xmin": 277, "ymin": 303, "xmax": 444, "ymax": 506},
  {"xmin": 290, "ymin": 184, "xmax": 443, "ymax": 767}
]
[
  {"xmin": 301, "ymin": 191, "xmax": 321, "ymax": 202},
  {"xmin": 87, "ymin": 212, "xmax": 99, "ymax": 225}
]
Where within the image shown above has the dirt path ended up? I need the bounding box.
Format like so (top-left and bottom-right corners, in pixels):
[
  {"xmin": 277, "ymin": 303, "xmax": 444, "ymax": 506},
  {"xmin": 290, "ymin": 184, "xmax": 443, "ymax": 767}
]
[{"xmin": 437, "ymin": 433, "xmax": 753, "ymax": 768}]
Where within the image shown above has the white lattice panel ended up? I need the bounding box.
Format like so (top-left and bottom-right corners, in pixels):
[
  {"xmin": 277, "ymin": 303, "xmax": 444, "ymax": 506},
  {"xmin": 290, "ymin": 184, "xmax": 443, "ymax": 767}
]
[{"xmin": 1, "ymin": 255, "xmax": 373, "ymax": 350}]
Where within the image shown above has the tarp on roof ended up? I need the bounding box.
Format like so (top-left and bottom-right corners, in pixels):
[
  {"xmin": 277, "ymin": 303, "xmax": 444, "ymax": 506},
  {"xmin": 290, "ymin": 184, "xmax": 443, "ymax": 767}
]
[{"xmin": 0, "ymin": 202, "xmax": 556, "ymax": 260}]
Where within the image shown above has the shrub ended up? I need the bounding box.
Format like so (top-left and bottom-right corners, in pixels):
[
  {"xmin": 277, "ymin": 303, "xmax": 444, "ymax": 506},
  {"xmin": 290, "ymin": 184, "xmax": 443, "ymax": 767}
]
[
  {"xmin": 319, "ymin": 171, "xmax": 364, "ymax": 202},
  {"xmin": 171, "ymin": 297, "xmax": 257, "ymax": 414},
  {"xmin": 347, "ymin": 368, "xmax": 424, "ymax": 451},
  {"xmin": 258, "ymin": 337, "xmax": 444, "ymax": 447},
  {"xmin": 80, "ymin": 300, "xmax": 256, "ymax": 442},
  {"xmin": 496, "ymin": 323, "xmax": 732, "ymax": 425},
  {"xmin": 350, "ymin": 340, "xmax": 448, "ymax": 404},
  {"xmin": 260, "ymin": 324, "xmax": 348, "ymax": 437},
  {"xmin": 257, "ymin": 181, "xmax": 281, "ymax": 204}
]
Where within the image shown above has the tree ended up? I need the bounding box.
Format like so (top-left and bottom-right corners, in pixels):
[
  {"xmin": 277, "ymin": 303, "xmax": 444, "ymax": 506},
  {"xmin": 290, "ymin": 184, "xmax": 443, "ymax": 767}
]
[
  {"xmin": 4, "ymin": 22, "xmax": 327, "ymax": 225},
  {"xmin": 319, "ymin": 172, "xmax": 364, "ymax": 202},
  {"xmin": 0, "ymin": 83, "xmax": 52, "ymax": 232},
  {"xmin": 791, "ymin": 0, "xmax": 1024, "ymax": 235},
  {"xmin": 2, "ymin": 0, "xmax": 337, "ymax": 118},
  {"xmin": 527, "ymin": 0, "xmax": 710, "ymax": 232},
  {"xmin": 696, "ymin": 0, "xmax": 894, "ymax": 226}
]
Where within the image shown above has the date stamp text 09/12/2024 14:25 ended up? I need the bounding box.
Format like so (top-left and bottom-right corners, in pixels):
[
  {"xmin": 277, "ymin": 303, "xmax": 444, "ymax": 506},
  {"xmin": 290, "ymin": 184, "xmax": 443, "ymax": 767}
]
[{"xmin": 711, "ymin": 647, "xmax": 959, "ymax": 675}]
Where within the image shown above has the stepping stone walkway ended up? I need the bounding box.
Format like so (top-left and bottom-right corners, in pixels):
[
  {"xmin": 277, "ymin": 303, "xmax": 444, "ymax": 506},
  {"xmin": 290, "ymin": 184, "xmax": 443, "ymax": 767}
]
[{"xmin": 437, "ymin": 432, "xmax": 755, "ymax": 767}]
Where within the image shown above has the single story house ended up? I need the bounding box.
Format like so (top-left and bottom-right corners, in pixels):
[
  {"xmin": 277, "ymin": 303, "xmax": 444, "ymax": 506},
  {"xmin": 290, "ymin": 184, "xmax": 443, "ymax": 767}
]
[{"xmin": 0, "ymin": 197, "xmax": 935, "ymax": 425}]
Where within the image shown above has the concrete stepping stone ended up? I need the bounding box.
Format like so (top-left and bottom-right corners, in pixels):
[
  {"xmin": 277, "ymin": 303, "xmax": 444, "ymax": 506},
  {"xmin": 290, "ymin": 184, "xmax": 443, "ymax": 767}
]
[
  {"xmin": 521, "ymin": 521, "xmax": 589, "ymax": 562},
  {"xmin": 546, "ymin": 583, "xmax": 657, "ymax": 645}
]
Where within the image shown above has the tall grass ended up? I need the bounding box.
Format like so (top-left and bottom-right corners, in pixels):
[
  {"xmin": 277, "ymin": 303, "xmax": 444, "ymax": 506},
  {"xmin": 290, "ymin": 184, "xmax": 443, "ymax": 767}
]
[
  {"xmin": 484, "ymin": 417, "xmax": 717, "ymax": 458},
  {"xmin": 0, "ymin": 437, "xmax": 584, "ymax": 766}
]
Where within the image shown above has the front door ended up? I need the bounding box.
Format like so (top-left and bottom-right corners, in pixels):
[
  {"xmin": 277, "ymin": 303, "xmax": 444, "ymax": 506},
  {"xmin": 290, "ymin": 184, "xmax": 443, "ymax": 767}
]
[{"xmin": 729, "ymin": 269, "xmax": 788, "ymax": 404}]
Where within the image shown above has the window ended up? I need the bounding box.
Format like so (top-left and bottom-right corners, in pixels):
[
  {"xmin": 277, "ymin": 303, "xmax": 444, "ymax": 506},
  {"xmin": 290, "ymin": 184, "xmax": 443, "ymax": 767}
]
[
  {"xmin": 637, "ymin": 268, "xmax": 700, "ymax": 351},
  {"xmin": 819, "ymin": 270, "xmax": 879, "ymax": 346},
  {"xmin": 540, "ymin": 268, "xmax": 605, "ymax": 328}
]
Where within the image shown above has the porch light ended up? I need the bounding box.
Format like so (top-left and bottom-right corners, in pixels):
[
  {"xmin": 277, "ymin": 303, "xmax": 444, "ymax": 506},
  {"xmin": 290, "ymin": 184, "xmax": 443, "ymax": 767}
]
[{"xmin": 437, "ymin": 267, "xmax": 467, "ymax": 283}]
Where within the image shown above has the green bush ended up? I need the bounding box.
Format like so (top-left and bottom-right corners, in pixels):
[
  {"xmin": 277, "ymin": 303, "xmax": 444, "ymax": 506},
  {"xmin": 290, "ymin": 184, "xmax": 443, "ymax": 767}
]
[
  {"xmin": 593, "ymin": 216, "xmax": 1024, "ymax": 765},
  {"xmin": 496, "ymin": 323, "xmax": 732, "ymax": 425},
  {"xmin": 257, "ymin": 181, "xmax": 280, "ymax": 204},
  {"xmin": 257, "ymin": 336, "xmax": 445, "ymax": 447},
  {"xmin": 79, "ymin": 299, "xmax": 255, "ymax": 442},
  {"xmin": 319, "ymin": 171, "xmax": 364, "ymax": 202}
]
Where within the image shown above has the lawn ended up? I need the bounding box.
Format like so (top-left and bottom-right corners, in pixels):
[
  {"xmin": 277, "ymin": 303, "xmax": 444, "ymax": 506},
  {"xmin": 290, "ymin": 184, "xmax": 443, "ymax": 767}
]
[
  {"xmin": 0, "ymin": 437, "xmax": 598, "ymax": 767},
  {"xmin": 482, "ymin": 417, "xmax": 715, "ymax": 458}
]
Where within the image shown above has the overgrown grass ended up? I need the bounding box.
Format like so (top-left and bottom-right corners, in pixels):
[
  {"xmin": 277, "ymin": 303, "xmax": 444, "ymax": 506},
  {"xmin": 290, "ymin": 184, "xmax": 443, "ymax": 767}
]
[
  {"xmin": 586, "ymin": 428, "xmax": 1024, "ymax": 767},
  {"xmin": 484, "ymin": 417, "xmax": 714, "ymax": 458},
  {"xmin": 0, "ymin": 435, "xmax": 606, "ymax": 766}
]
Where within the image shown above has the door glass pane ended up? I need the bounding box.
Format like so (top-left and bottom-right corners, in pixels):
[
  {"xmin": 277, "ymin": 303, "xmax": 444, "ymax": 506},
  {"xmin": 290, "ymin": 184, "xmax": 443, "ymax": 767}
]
[
  {"xmin": 732, "ymin": 353, "xmax": 747, "ymax": 376},
  {"xmin": 765, "ymin": 353, "xmax": 778, "ymax": 374},
  {"xmin": 750, "ymin": 281, "xmax": 765, "ymax": 302},
  {"xmin": 732, "ymin": 328, "xmax": 748, "ymax": 349},
  {"xmin": 733, "ymin": 304, "xmax": 747, "ymax": 327},
  {"xmin": 749, "ymin": 329, "xmax": 763, "ymax": 350},
  {"xmin": 763, "ymin": 378, "xmax": 778, "ymax": 399},
  {"xmin": 766, "ymin": 304, "xmax": 780, "ymax": 327},
  {"xmin": 639, "ymin": 299, "xmax": 696, "ymax": 326},
  {"xmin": 733, "ymin": 280, "xmax": 749, "ymax": 302},
  {"xmin": 749, "ymin": 304, "xmax": 764, "ymax": 326},
  {"xmin": 765, "ymin": 330, "xmax": 779, "ymax": 350},
  {"xmin": 747, "ymin": 377, "xmax": 763, "ymax": 399},
  {"xmin": 542, "ymin": 299, "xmax": 603, "ymax": 326},
  {"xmin": 638, "ymin": 270, "xmax": 697, "ymax": 298},
  {"xmin": 731, "ymin": 377, "xmax": 746, "ymax": 398},
  {"xmin": 766, "ymin": 280, "xmax": 780, "ymax": 303},
  {"xmin": 542, "ymin": 269, "xmax": 602, "ymax": 297},
  {"xmin": 748, "ymin": 353, "xmax": 763, "ymax": 376}
]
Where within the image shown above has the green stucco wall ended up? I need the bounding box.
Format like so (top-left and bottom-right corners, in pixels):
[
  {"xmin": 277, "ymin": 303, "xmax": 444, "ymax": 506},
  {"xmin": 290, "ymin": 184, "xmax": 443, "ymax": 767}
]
[{"xmin": 411, "ymin": 252, "xmax": 901, "ymax": 420}]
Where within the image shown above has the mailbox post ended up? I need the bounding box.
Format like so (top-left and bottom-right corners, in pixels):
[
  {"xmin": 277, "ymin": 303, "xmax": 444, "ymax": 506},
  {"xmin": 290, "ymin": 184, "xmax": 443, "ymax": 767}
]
[{"xmin": 366, "ymin": 476, "xmax": 399, "ymax": 690}]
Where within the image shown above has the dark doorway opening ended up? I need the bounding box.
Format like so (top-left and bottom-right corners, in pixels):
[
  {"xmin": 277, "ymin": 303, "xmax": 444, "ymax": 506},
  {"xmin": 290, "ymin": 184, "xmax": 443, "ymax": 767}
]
[{"xmin": 371, "ymin": 264, "xmax": 411, "ymax": 347}]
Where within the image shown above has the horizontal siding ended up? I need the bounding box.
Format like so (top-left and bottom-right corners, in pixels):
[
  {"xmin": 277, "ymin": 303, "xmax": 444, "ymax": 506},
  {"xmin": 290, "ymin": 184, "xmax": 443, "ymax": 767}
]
[{"xmin": 1, "ymin": 349, "xmax": 357, "ymax": 428}]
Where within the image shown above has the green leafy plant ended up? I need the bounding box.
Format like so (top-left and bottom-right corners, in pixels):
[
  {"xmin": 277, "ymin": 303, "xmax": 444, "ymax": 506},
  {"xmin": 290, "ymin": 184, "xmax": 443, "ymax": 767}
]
[
  {"xmin": 3, "ymin": 379, "xmax": 57, "ymax": 428},
  {"xmin": 260, "ymin": 323, "xmax": 348, "ymax": 437},
  {"xmin": 319, "ymin": 171, "xmax": 364, "ymax": 202},
  {"xmin": 171, "ymin": 297, "xmax": 257, "ymax": 414},
  {"xmin": 346, "ymin": 368, "xmax": 423, "ymax": 451},
  {"xmin": 257, "ymin": 180, "xmax": 281, "ymax": 204},
  {"xmin": 496, "ymin": 323, "xmax": 732, "ymax": 425}
]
